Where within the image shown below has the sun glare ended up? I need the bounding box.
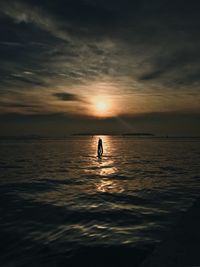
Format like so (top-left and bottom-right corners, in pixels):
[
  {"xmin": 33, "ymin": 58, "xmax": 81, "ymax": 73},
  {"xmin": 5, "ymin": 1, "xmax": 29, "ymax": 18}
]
[
  {"xmin": 96, "ymin": 101, "xmax": 108, "ymax": 113},
  {"xmin": 92, "ymin": 97, "xmax": 112, "ymax": 117}
]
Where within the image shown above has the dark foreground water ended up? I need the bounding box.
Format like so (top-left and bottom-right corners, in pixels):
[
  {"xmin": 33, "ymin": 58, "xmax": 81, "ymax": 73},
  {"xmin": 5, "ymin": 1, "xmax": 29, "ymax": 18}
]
[{"xmin": 0, "ymin": 136, "xmax": 200, "ymax": 266}]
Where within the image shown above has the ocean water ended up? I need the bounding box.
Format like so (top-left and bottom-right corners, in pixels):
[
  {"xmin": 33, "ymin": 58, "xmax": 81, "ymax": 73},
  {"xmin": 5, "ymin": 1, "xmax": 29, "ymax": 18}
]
[{"xmin": 0, "ymin": 136, "xmax": 200, "ymax": 266}]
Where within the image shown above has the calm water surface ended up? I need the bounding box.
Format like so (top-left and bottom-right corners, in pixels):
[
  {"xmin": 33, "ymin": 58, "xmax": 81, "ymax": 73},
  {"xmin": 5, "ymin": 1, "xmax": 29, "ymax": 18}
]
[{"xmin": 0, "ymin": 136, "xmax": 200, "ymax": 265}]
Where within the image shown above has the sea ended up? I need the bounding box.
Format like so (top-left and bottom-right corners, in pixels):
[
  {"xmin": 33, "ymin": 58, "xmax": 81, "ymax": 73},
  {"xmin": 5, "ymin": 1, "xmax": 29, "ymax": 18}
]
[{"xmin": 0, "ymin": 136, "xmax": 200, "ymax": 266}]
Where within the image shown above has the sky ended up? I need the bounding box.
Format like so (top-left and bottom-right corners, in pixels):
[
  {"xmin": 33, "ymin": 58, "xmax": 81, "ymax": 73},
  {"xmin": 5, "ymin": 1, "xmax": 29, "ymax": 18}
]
[{"xmin": 0, "ymin": 0, "xmax": 200, "ymax": 136}]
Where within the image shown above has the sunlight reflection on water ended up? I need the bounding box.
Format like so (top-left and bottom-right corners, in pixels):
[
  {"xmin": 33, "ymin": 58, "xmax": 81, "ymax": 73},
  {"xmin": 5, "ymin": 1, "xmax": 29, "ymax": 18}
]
[
  {"xmin": 96, "ymin": 178, "xmax": 124, "ymax": 194},
  {"xmin": 0, "ymin": 136, "xmax": 200, "ymax": 261}
]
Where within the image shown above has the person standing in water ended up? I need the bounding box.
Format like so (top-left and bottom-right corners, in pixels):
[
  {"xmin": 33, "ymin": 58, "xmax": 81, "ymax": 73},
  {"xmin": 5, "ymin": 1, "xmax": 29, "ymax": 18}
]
[{"xmin": 97, "ymin": 138, "xmax": 103, "ymax": 158}]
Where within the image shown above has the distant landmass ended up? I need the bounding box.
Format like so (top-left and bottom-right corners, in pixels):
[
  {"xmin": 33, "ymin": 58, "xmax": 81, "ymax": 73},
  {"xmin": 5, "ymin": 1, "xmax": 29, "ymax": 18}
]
[
  {"xmin": 72, "ymin": 133, "xmax": 155, "ymax": 136},
  {"xmin": 122, "ymin": 133, "xmax": 154, "ymax": 136}
]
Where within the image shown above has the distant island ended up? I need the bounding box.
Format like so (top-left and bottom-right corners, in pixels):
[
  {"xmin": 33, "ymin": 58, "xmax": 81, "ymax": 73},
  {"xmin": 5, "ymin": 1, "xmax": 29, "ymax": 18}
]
[
  {"xmin": 122, "ymin": 133, "xmax": 154, "ymax": 136},
  {"xmin": 72, "ymin": 133, "xmax": 155, "ymax": 136}
]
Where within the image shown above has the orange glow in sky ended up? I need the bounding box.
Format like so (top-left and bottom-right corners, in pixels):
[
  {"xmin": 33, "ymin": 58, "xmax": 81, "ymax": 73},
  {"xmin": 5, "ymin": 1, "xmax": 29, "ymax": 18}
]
[{"xmin": 92, "ymin": 96, "xmax": 112, "ymax": 117}]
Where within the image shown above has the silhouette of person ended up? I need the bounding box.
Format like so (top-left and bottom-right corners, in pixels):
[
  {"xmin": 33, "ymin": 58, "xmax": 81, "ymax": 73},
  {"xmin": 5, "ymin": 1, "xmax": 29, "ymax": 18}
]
[{"xmin": 97, "ymin": 138, "xmax": 103, "ymax": 158}]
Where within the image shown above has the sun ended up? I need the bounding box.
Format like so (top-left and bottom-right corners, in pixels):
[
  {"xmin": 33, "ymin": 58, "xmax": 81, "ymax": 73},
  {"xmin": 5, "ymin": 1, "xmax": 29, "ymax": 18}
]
[
  {"xmin": 96, "ymin": 101, "xmax": 108, "ymax": 113},
  {"xmin": 91, "ymin": 96, "xmax": 112, "ymax": 117}
]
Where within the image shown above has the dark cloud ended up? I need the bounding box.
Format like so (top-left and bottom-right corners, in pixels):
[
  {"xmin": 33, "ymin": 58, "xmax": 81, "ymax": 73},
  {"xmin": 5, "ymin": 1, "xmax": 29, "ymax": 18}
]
[
  {"xmin": 0, "ymin": 111, "xmax": 199, "ymax": 136},
  {"xmin": 1, "ymin": 0, "xmax": 200, "ymax": 91},
  {"xmin": 0, "ymin": 102, "xmax": 39, "ymax": 108},
  {"xmin": 53, "ymin": 92, "xmax": 82, "ymax": 101}
]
